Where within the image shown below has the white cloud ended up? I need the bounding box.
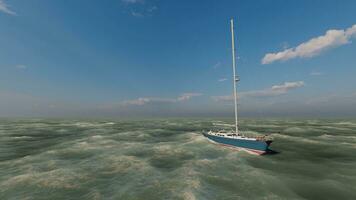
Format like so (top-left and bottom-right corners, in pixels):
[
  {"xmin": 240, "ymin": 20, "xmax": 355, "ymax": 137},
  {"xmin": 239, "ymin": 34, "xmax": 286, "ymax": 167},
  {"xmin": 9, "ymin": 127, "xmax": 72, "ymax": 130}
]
[
  {"xmin": 147, "ymin": 6, "xmax": 157, "ymax": 13},
  {"xmin": 131, "ymin": 11, "xmax": 144, "ymax": 17},
  {"xmin": 15, "ymin": 64, "xmax": 27, "ymax": 70},
  {"xmin": 122, "ymin": 0, "xmax": 157, "ymax": 17},
  {"xmin": 310, "ymin": 71, "xmax": 322, "ymax": 76},
  {"xmin": 0, "ymin": 0, "xmax": 16, "ymax": 15},
  {"xmin": 262, "ymin": 24, "xmax": 356, "ymax": 64},
  {"xmin": 123, "ymin": 97, "xmax": 174, "ymax": 105},
  {"xmin": 212, "ymin": 81, "xmax": 305, "ymax": 101},
  {"xmin": 242, "ymin": 81, "xmax": 305, "ymax": 97},
  {"xmin": 211, "ymin": 95, "xmax": 233, "ymax": 102},
  {"xmin": 213, "ymin": 62, "xmax": 222, "ymax": 69},
  {"xmin": 265, "ymin": 81, "xmax": 305, "ymax": 95},
  {"xmin": 218, "ymin": 78, "xmax": 228, "ymax": 82},
  {"xmin": 123, "ymin": 93, "xmax": 202, "ymax": 106},
  {"xmin": 121, "ymin": 0, "xmax": 144, "ymax": 4},
  {"xmin": 177, "ymin": 93, "xmax": 202, "ymax": 101}
]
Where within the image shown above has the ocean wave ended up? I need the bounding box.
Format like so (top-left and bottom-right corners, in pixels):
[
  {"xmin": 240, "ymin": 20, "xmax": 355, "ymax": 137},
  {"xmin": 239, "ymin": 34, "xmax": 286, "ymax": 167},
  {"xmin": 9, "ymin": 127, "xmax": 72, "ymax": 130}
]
[
  {"xmin": 10, "ymin": 136, "xmax": 33, "ymax": 140},
  {"xmin": 318, "ymin": 134, "xmax": 356, "ymax": 147},
  {"xmin": 332, "ymin": 121, "xmax": 356, "ymax": 126},
  {"xmin": 212, "ymin": 122, "xmax": 235, "ymax": 127},
  {"xmin": 1, "ymin": 169, "xmax": 87, "ymax": 190},
  {"xmin": 179, "ymin": 132, "xmax": 207, "ymax": 144},
  {"xmin": 20, "ymin": 123, "xmax": 50, "ymax": 128},
  {"xmin": 98, "ymin": 155, "xmax": 150, "ymax": 175},
  {"xmin": 318, "ymin": 134, "xmax": 356, "ymax": 139},
  {"xmin": 72, "ymin": 122, "xmax": 102, "ymax": 127},
  {"xmin": 318, "ymin": 126, "xmax": 353, "ymax": 131},
  {"xmin": 271, "ymin": 133, "xmax": 325, "ymax": 145},
  {"xmin": 245, "ymin": 124, "xmax": 282, "ymax": 128},
  {"xmin": 2, "ymin": 119, "xmax": 356, "ymax": 199},
  {"xmin": 148, "ymin": 144, "xmax": 196, "ymax": 170},
  {"xmin": 61, "ymin": 121, "xmax": 116, "ymax": 128},
  {"xmin": 178, "ymin": 167, "xmax": 200, "ymax": 200},
  {"xmin": 283, "ymin": 127, "xmax": 308, "ymax": 133}
]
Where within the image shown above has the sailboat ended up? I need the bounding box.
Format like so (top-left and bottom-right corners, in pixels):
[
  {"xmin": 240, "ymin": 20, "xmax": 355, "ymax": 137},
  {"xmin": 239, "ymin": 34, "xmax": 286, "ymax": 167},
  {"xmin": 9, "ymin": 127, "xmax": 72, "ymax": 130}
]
[{"xmin": 203, "ymin": 19, "xmax": 273, "ymax": 155}]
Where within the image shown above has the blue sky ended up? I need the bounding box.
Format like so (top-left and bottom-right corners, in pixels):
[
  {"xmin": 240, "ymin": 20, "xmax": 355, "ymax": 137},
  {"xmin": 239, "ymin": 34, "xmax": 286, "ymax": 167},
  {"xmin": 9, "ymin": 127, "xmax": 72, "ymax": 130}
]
[{"xmin": 1, "ymin": 0, "xmax": 356, "ymax": 117}]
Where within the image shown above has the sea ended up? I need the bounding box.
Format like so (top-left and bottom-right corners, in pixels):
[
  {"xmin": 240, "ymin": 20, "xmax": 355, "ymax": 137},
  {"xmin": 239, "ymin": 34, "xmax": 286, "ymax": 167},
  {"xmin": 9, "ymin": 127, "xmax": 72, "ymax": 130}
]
[{"xmin": 1, "ymin": 118, "xmax": 356, "ymax": 200}]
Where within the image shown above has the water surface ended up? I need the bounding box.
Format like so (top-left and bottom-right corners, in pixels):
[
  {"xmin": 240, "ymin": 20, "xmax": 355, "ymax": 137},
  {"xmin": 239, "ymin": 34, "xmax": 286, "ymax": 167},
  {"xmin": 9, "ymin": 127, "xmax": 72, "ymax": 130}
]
[{"xmin": 1, "ymin": 118, "xmax": 356, "ymax": 199}]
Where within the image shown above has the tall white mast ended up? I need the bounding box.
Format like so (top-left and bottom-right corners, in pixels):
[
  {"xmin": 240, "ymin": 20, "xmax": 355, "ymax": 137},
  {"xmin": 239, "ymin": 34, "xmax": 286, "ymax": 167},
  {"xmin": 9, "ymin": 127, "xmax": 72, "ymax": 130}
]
[{"xmin": 230, "ymin": 19, "xmax": 239, "ymax": 134}]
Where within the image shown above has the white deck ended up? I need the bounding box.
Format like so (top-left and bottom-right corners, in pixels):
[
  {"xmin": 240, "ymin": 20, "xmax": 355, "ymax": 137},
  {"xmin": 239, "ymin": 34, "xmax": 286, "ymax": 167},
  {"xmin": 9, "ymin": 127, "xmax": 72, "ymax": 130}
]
[{"xmin": 206, "ymin": 130, "xmax": 268, "ymax": 141}]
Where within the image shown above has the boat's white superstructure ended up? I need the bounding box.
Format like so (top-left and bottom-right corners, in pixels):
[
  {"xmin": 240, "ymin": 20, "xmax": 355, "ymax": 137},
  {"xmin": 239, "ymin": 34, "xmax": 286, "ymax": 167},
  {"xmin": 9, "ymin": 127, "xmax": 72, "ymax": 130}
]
[
  {"xmin": 208, "ymin": 18, "xmax": 242, "ymax": 136},
  {"xmin": 203, "ymin": 19, "xmax": 273, "ymax": 154},
  {"xmin": 208, "ymin": 131, "xmax": 257, "ymax": 140}
]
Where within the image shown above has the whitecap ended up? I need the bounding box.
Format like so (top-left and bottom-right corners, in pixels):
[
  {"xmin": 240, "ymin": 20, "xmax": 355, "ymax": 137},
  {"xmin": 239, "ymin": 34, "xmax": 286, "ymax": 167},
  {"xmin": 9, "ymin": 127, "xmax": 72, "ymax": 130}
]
[
  {"xmin": 333, "ymin": 121, "xmax": 356, "ymax": 126},
  {"xmin": 91, "ymin": 135, "xmax": 103, "ymax": 139},
  {"xmin": 319, "ymin": 126, "xmax": 353, "ymax": 131},
  {"xmin": 271, "ymin": 133, "xmax": 323, "ymax": 144},
  {"xmin": 283, "ymin": 127, "xmax": 307, "ymax": 133},
  {"xmin": 73, "ymin": 122, "xmax": 99, "ymax": 127},
  {"xmin": 245, "ymin": 124, "xmax": 281, "ymax": 128},
  {"xmin": 213, "ymin": 122, "xmax": 235, "ymax": 127},
  {"xmin": 11, "ymin": 136, "xmax": 33, "ymax": 139}
]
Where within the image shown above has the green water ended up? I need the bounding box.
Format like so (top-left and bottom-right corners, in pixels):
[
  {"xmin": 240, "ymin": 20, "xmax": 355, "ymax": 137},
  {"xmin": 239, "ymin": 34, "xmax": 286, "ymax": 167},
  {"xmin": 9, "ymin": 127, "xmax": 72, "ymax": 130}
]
[{"xmin": 1, "ymin": 118, "xmax": 356, "ymax": 200}]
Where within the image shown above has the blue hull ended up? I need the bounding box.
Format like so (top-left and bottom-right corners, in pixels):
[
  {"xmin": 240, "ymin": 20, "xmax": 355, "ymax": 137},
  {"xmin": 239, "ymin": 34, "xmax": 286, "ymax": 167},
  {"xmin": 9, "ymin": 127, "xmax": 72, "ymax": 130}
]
[{"xmin": 203, "ymin": 132, "xmax": 271, "ymax": 154}]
